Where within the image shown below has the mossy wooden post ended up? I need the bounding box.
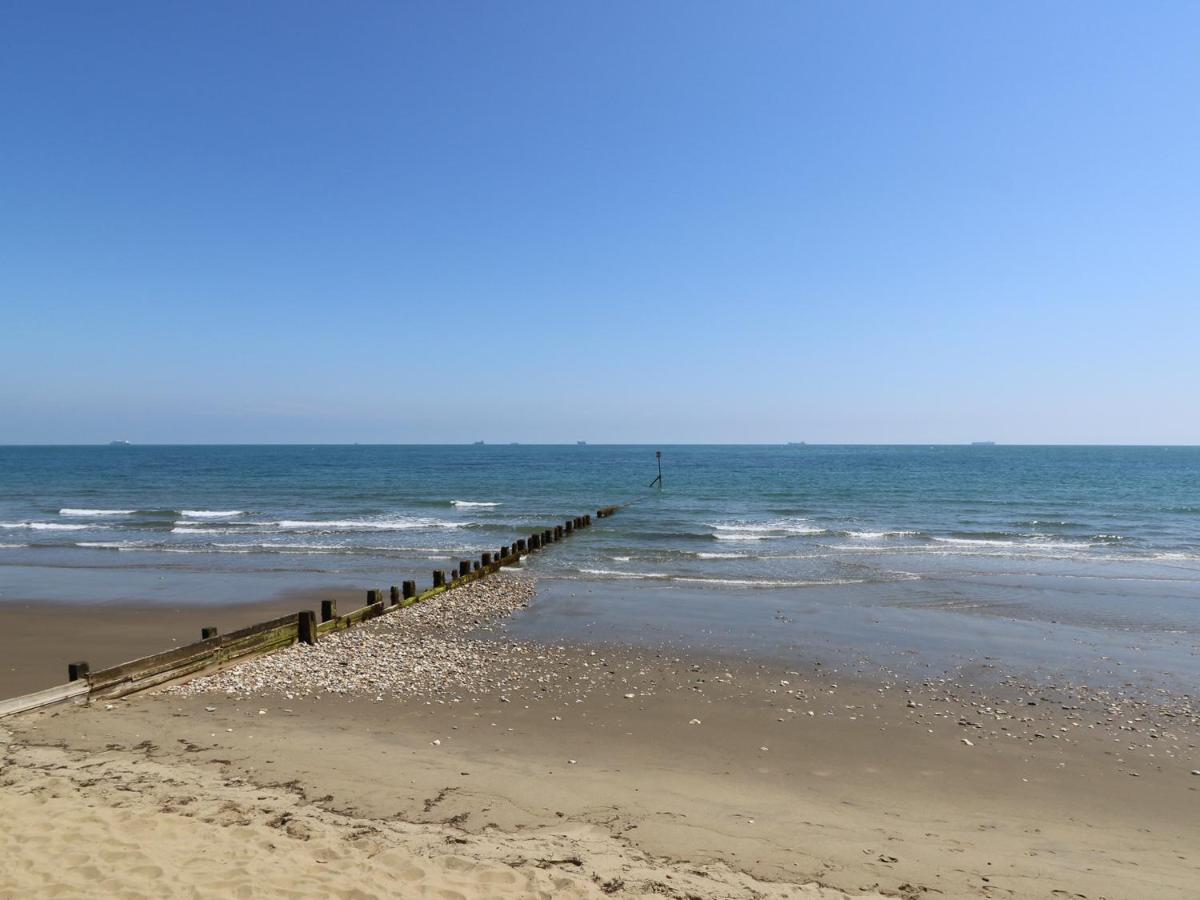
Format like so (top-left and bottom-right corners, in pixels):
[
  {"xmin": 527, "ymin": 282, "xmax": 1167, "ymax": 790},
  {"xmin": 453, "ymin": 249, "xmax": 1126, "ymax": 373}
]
[
  {"xmin": 390, "ymin": 585, "xmax": 400, "ymax": 606},
  {"xmin": 367, "ymin": 589, "xmax": 380, "ymax": 606},
  {"xmin": 499, "ymin": 545, "xmax": 510, "ymax": 559},
  {"xmin": 516, "ymin": 539, "xmax": 527, "ymax": 554},
  {"xmin": 482, "ymin": 552, "xmax": 493, "ymax": 567},
  {"xmin": 298, "ymin": 610, "xmax": 317, "ymax": 645},
  {"xmin": 201, "ymin": 626, "xmax": 219, "ymax": 640},
  {"xmin": 458, "ymin": 560, "xmax": 471, "ymax": 578},
  {"xmin": 321, "ymin": 599, "xmax": 337, "ymax": 622},
  {"xmin": 67, "ymin": 661, "xmax": 89, "ymax": 682},
  {"xmin": 472, "ymin": 560, "xmax": 480, "ymax": 572},
  {"xmin": 402, "ymin": 580, "xmax": 416, "ymax": 601},
  {"xmin": 433, "ymin": 569, "xmax": 446, "ymax": 588}
]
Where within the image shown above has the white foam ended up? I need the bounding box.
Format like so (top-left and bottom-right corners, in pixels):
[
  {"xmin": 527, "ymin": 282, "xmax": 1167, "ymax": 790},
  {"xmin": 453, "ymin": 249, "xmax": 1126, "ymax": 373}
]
[
  {"xmin": 695, "ymin": 551, "xmax": 753, "ymax": 559},
  {"xmin": 450, "ymin": 500, "xmax": 500, "ymax": 508},
  {"xmin": 579, "ymin": 568, "xmax": 671, "ymax": 579},
  {"xmin": 181, "ymin": 510, "xmax": 244, "ymax": 518},
  {"xmin": 59, "ymin": 508, "xmax": 136, "ymax": 517},
  {"xmin": 574, "ymin": 569, "xmax": 870, "ymax": 588},
  {"xmin": 611, "ymin": 555, "xmax": 632, "ymax": 562},
  {"xmin": 846, "ymin": 530, "xmax": 921, "ymax": 540},
  {"xmin": 707, "ymin": 518, "xmax": 828, "ymax": 539},
  {"xmin": 933, "ymin": 536, "xmax": 1091, "ymax": 552},
  {"xmin": 274, "ymin": 517, "xmax": 463, "ymax": 531},
  {"xmin": 673, "ymin": 576, "xmax": 869, "ymax": 588},
  {"xmin": 76, "ymin": 541, "xmax": 147, "ymax": 550},
  {"xmin": 0, "ymin": 522, "xmax": 90, "ymax": 531},
  {"xmin": 0, "ymin": 542, "xmax": 26, "ymax": 549}
]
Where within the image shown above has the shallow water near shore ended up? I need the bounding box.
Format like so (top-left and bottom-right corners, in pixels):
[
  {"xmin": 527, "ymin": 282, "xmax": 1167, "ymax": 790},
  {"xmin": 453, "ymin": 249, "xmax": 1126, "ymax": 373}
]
[{"xmin": 509, "ymin": 576, "xmax": 1200, "ymax": 697}]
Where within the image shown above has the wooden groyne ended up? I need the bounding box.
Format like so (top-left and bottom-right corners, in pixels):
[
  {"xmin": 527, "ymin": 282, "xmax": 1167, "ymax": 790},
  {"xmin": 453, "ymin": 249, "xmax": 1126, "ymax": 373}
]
[{"xmin": 0, "ymin": 506, "xmax": 620, "ymax": 719}]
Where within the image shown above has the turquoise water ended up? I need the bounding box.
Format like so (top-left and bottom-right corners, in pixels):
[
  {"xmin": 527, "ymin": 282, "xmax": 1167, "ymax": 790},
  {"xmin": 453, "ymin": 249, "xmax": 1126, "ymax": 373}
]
[{"xmin": 1, "ymin": 443, "xmax": 1198, "ymax": 610}]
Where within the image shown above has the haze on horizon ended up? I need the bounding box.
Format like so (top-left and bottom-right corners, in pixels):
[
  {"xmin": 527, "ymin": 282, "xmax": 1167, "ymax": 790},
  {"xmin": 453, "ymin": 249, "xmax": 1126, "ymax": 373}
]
[{"xmin": 2, "ymin": 3, "xmax": 1198, "ymax": 446}]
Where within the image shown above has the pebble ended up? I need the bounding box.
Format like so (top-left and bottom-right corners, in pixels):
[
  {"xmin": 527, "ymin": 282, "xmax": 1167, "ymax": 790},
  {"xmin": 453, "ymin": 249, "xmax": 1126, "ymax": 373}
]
[{"xmin": 169, "ymin": 577, "xmax": 539, "ymax": 702}]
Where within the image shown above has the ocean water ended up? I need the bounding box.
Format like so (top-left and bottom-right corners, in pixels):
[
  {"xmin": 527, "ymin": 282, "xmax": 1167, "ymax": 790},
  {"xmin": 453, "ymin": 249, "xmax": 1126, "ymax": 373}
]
[{"xmin": 1, "ymin": 444, "xmax": 1198, "ymax": 617}]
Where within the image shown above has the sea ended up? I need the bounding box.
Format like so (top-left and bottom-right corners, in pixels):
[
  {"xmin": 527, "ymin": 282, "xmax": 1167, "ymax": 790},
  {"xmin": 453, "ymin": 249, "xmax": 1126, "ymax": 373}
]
[{"xmin": 2, "ymin": 444, "xmax": 1198, "ymax": 687}]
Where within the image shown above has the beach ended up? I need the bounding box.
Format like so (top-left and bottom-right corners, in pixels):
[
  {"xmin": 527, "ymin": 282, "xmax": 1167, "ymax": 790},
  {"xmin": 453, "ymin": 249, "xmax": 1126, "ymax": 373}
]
[
  {"xmin": 3, "ymin": 574, "xmax": 1198, "ymax": 899},
  {"xmin": 2, "ymin": 445, "xmax": 1199, "ymax": 897}
]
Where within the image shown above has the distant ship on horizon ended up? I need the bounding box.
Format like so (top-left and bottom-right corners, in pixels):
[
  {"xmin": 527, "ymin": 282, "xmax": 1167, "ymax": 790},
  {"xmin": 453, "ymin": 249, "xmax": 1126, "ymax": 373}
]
[
  {"xmin": 786, "ymin": 441, "xmax": 806, "ymax": 446},
  {"xmin": 577, "ymin": 441, "xmax": 587, "ymax": 445},
  {"xmin": 473, "ymin": 441, "xmax": 485, "ymax": 445},
  {"xmin": 970, "ymin": 441, "xmax": 997, "ymax": 446},
  {"xmin": 109, "ymin": 440, "xmax": 132, "ymax": 446}
]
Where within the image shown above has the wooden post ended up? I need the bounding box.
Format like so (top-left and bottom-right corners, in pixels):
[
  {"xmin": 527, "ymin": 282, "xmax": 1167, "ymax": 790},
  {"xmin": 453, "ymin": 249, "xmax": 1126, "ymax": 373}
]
[
  {"xmin": 554, "ymin": 525, "xmax": 563, "ymax": 540},
  {"xmin": 472, "ymin": 560, "xmax": 480, "ymax": 572},
  {"xmin": 543, "ymin": 529, "xmax": 553, "ymax": 544},
  {"xmin": 565, "ymin": 520, "xmax": 573, "ymax": 534},
  {"xmin": 500, "ymin": 545, "xmax": 509, "ymax": 559},
  {"xmin": 201, "ymin": 626, "xmax": 219, "ymax": 640},
  {"xmin": 402, "ymin": 580, "xmax": 417, "ymax": 600},
  {"xmin": 67, "ymin": 661, "xmax": 89, "ymax": 682},
  {"xmin": 433, "ymin": 569, "xmax": 445, "ymax": 587},
  {"xmin": 459, "ymin": 560, "xmax": 471, "ymax": 577},
  {"xmin": 516, "ymin": 539, "xmax": 527, "ymax": 554},
  {"xmin": 320, "ymin": 599, "xmax": 337, "ymax": 622},
  {"xmin": 482, "ymin": 552, "xmax": 493, "ymax": 566},
  {"xmin": 390, "ymin": 585, "xmax": 400, "ymax": 605},
  {"xmin": 530, "ymin": 533, "xmax": 541, "ymax": 549},
  {"xmin": 298, "ymin": 610, "xmax": 317, "ymax": 645},
  {"xmin": 367, "ymin": 589, "xmax": 380, "ymax": 606}
]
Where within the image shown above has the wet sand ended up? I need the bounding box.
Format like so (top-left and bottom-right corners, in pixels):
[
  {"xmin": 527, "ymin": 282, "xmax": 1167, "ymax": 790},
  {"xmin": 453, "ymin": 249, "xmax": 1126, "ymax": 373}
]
[
  {"xmin": 3, "ymin": 577, "xmax": 1198, "ymax": 899},
  {"xmin": 0, "ymin": 584, "xmax": 364, "ymax": 698}
]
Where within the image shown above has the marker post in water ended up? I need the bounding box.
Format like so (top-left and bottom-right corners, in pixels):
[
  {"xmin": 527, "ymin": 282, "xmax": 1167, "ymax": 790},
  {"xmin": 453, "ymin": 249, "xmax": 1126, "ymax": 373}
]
[{"xmin": 649, "ymin": 450, "xmax": 663, "ymax": 489}]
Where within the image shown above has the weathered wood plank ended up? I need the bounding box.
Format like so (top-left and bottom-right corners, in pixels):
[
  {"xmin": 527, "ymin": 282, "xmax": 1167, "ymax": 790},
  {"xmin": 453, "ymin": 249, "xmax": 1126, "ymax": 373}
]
[
  {"xmin": 222, "ymin": 613, "xmax": 300, "ymax": 643},
  {"xmin": 0, "ymin": 680, "xmax": 90, "ymax": 719},
  {"xmin": 89, "ymin": 638, "xmax": 222, "ymax": 690}
]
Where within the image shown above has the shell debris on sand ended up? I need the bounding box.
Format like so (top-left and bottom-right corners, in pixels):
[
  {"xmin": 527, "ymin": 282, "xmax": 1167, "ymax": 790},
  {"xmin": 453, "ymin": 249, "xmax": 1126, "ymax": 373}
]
[{"xmin": 169, "ymin": 575, "xmax": 546, "ymax": 702}]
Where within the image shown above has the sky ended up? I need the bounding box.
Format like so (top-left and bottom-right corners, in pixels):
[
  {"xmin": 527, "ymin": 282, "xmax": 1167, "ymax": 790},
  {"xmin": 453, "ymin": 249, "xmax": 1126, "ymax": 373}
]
[{"xmin": 2, "ymin": 2, "xmax": 1198, "ymax": 444}]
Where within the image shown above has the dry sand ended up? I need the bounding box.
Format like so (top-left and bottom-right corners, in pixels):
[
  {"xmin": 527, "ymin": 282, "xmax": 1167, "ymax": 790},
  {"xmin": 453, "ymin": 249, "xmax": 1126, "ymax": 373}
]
[
  {"xmin": 3, "ymin": 575, "xmax": 1198, "ymax": 899},
  {"xmin": 0, "ymin": 735, "xmax": 875, "ymax": 900}
]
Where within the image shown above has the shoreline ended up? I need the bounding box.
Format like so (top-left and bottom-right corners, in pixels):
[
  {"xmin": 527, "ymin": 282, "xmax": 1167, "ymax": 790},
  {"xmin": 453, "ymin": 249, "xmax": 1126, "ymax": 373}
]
[
  {"xmin": 6, "ymin": 569, "xmax": 1200, "ymax": 704},
  {"xmin": 3, "ymin": 575, "xmax": 1198, "ymax": 898}
]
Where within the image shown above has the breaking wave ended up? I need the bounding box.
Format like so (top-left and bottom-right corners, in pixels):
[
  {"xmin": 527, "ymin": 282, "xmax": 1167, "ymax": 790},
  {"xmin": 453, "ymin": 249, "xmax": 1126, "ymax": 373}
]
[{"xmin": 59, "ymin": 508, "xmax": 136, "ymax": 517}]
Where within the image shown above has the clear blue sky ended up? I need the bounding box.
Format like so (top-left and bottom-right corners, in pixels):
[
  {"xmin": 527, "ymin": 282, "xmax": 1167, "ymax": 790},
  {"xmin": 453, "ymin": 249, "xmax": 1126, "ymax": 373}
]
[{"xmin": 2, "ymin": 2, "xmax": 1197, "ymax": 444}]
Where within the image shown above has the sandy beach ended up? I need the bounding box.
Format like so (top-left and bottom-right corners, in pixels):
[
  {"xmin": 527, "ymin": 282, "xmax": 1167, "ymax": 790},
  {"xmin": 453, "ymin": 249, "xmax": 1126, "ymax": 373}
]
[{"xmin": 3, "ymin": 575, "xmax": 1198, "ymax": 899}]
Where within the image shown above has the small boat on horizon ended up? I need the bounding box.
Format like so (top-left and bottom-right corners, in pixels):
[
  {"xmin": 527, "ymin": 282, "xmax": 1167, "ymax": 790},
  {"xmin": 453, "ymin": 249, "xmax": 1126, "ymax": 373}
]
[
  {"xmin": 970, "ymin": 441, "xmax": 997, "ymax": 446},
  {"xmin": 577, "ymin": 441, "xmax": 587, "ymax": 446},
  {"xmin": 109, "ymin": 440, "xmax": 132, "ymax": 446}
]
